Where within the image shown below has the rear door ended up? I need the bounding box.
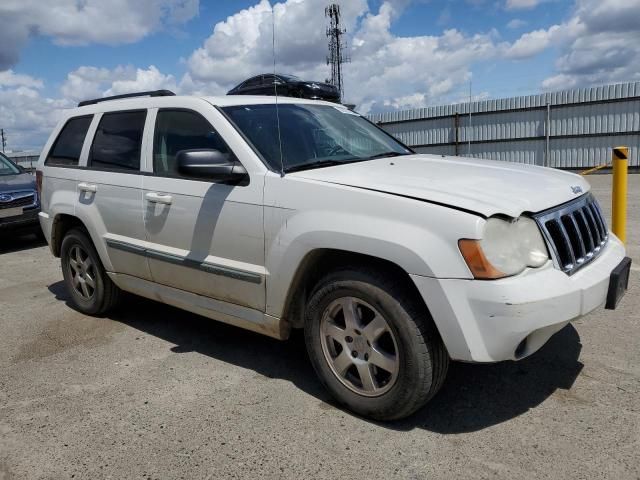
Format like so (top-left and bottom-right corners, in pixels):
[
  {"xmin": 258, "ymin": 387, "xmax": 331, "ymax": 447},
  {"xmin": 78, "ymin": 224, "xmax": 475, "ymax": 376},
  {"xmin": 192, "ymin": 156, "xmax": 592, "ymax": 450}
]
[
  {"xmin": 142, "ymin": 107, "xmax": 265, "ymax": 311},
  {"xmin": 40, "ymin": 115, "xmax": 93, "ymax": 225},
  {"xmin": 74, "ymin": 110, "xmax": 151, "ymax": 280}
]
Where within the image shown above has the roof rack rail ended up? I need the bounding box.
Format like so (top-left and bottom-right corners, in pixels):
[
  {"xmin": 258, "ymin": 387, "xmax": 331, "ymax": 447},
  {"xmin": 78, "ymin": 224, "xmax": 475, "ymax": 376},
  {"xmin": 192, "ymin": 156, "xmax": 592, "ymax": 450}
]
[{"xmin": 77, "ymin": 89, "xmax": 176, "ymax": 107}]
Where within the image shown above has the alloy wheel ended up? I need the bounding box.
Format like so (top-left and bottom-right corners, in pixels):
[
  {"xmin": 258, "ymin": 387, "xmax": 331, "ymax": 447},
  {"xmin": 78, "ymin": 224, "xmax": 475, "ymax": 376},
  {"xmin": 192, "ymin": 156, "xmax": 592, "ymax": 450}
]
[
  {"xmin": 320, "ymin": 296, "xmax": 400, "ymax": 397},
  {"xmin": 68, "ymin": 244, "xmax": 96, "ymax": 300}
]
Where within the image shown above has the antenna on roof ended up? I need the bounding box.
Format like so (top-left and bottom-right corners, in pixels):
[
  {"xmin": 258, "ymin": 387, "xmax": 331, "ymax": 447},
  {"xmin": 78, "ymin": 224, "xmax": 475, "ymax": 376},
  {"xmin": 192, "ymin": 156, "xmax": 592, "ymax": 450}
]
[{"xmin": 272, "ymin": 3, "xmax": 285, "ymax": 177}]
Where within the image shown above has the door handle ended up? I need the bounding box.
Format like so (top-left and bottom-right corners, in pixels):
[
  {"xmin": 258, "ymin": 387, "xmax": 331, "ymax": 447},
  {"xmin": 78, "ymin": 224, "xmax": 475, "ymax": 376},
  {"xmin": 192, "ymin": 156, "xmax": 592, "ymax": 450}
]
[
  {"xmin": 78, "ymin": 182, "xmax": 97, "ymax": 193},
  {"xmin": 145, "ymin": 192, "xmax": 173, "ymax": 205}
]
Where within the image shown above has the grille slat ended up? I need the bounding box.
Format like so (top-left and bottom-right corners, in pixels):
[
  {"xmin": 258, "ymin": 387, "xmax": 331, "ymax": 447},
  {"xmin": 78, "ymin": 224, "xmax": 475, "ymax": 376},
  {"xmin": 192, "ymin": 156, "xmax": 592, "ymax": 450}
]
[
  {"xmin": 557, "ymin": 219, "xmax": 577, "ymax": 268},
  {"xmin": 576, "ymin": 210, "xmax": 595, "ymax": 257},
  {"xmin": 583, "ymin": 206, "xmax": 602, "ymax": 246},
  {"xmin": 535, "ymin": 194, "xmax": 608, "ymax": 275},
  {"xmin": 565, "ymin": 214, "xmax": 587, "ymax": 264},
  {"xmin": 590, "ymin": 203, "xmax": 607, "ymax": 244}
]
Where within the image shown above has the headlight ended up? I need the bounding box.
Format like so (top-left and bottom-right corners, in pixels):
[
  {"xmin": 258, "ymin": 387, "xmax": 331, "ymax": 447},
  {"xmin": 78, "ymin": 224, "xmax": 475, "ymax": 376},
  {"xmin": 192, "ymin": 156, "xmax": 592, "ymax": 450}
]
[{"xmin": 459, "ymin": 216, "xmax": 549, "ymax": 279}]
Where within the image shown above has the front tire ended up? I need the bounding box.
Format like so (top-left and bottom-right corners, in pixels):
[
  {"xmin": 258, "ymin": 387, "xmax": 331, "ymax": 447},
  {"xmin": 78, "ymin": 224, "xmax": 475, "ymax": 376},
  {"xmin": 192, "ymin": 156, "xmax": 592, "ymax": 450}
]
[
  {"xmin": 60, "ymin": 228, "xmax": 120, "ymax": 315},
  {"xmin": 304, "ymin": 268, "xmax": 448, "ymax": 421}
]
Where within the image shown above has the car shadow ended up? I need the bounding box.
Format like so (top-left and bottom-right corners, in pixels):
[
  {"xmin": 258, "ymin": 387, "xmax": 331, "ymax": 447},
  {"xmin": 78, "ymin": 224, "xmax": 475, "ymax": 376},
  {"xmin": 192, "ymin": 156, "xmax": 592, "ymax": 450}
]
[
  {"xmin": 47, "ymin": 280, "xmax": 584, "ymax": 433},
  {"xmin": 0, "ymin": 232, "xmax": 46, "ymax": 254}
]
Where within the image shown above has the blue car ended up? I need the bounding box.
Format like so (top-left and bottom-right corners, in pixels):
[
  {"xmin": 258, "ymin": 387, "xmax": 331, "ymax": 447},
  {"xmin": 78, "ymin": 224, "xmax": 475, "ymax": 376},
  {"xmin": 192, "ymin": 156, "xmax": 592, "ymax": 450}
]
[{"xmin": 0, "ymin": 152, "xmax": 41, "ymax": 237}]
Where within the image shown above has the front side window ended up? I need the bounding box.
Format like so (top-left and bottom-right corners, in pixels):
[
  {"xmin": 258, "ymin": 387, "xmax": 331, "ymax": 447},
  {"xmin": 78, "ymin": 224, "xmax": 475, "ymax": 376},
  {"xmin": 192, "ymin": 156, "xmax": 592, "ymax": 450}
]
[
  {"xmin": 88, "ymin": 111, "xmax": 146, "ymax": 171},
  {"xmin": 153, "ymin": 109, "xmax": 232, "ymax": 177},
  {"xmin": 0, "ymin": 152, "xmax": 20, "ymax": 175},
  {"xmin": 221, "ymin": 104, "xmax": 411, "ymax": 172},
  {"xmin": 45, "ymin": 115, "xmax": 92, "ymax": 167}
]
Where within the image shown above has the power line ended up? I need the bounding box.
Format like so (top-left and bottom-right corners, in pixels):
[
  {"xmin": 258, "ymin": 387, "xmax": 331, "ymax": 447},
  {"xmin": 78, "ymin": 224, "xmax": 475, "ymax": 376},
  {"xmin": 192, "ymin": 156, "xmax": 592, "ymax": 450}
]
[{"xmin": 0, "ymin": 129, "xmax": 6, "ymax": 153}]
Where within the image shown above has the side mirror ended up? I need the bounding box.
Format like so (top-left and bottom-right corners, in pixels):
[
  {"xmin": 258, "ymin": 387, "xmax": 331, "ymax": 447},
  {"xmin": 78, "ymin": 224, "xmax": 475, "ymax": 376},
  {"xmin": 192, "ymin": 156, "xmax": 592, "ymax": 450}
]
[{"xmin": 176, "ymin": 149, "xmax": 248, "ymax": 183}]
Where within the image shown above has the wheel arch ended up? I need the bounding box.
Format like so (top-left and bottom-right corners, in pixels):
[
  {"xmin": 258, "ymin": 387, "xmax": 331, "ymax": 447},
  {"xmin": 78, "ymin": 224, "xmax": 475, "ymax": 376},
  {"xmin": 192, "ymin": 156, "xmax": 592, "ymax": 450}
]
[
  {"xmin": 280, "ymin": 248, "xmax": 431, "ymax": 330},
  {"xmin": 50, "ymin": 213, "xmax": 87, "ymax": 257}
]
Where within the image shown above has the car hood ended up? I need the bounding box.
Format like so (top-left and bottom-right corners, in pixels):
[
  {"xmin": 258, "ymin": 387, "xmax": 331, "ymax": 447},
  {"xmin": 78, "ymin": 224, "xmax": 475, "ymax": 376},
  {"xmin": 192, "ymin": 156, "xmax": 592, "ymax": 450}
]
[
  {"xmin": 290, "ymin": 154, "xmax": 590, "ymax": 218},
  {"xmin": 0, "ymin": 172, "xmax": 35, "ymax": 192}
]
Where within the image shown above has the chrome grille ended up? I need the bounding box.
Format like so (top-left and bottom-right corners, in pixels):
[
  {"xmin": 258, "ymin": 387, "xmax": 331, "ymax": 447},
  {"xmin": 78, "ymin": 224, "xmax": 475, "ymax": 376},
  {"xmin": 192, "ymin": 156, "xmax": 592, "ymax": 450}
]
[
  {"xmin": 534, "ymin": 194, "xmax": 608, "ymax": 275},
  {"xmin": 0, "ymin": 191, "xmax": 37, "ymax": 209}
]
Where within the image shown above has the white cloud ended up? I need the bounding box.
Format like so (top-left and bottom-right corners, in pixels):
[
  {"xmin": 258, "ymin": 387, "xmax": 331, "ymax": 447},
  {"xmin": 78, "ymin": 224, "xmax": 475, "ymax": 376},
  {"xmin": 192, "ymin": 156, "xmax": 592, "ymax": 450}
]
[
  {"xmin": 1, "ymin": 65, "xmax": 177, "ymax": 150},
  {"xmin": 506, "ymin": 19, "xmax": 527, "ymax": 29},
  {"xmin": 186, "ymin": 0, "xmax": 368, "ymax": 87},
  {"xmin": 383, "ymin": 92, "xmax": 428, "ymax": 110},
  {"xmin": 0, "ymin": 77, "xmax": 71, "ymax": 150},
  {"xmin": 506, "ymin": 26, "xmax": 563, "ymax": 59},
  {"xmin": 105, "ymin": 66, "xmax": 177, "ymax": 97},
  {"xmin": 0, "ymin": 70, "xmax": 43, "ymax": 89},
  {"xmin": 0, "ymin": 0, "xmax": 199, "ymax": 70},
  {"xmin": 537, "ymin": 0, "xmax": 640, "ymax": 89},
  {"xmin": 505, "ymin": 0, "xmax": 544, "ymax": 10},
  {"xmin": 185, "ymin": 0, "xmax": 505, "ymax": 113},
  {"xmin": 61, "ymin": 65, "xmax": 177, "ymax": 103}
]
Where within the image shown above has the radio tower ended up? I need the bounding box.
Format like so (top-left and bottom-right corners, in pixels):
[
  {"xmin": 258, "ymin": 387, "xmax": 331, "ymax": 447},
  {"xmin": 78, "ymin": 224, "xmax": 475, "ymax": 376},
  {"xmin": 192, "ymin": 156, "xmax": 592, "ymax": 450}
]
[{"xmin": 325, "ymin": 4, "xmax": 350, "ymax": 100}]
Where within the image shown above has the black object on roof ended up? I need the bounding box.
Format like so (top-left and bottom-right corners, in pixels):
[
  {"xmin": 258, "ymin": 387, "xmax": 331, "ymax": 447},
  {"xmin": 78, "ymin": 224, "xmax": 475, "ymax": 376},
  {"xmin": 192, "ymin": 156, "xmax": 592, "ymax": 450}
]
[{"xmin": 77, "ymin": 90, "xmax": 176, "ymax": 107}]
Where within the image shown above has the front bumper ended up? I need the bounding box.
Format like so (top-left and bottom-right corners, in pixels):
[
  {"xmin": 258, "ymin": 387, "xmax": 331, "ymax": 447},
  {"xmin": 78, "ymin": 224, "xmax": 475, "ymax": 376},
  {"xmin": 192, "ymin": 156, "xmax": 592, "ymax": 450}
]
[
  {"xmin": 411, "ymin": 235, "xmax": 627, "ymax": 362},
  {"xmin": 0, "ymin": 207, "xmax": 41, "ymax": 234}
]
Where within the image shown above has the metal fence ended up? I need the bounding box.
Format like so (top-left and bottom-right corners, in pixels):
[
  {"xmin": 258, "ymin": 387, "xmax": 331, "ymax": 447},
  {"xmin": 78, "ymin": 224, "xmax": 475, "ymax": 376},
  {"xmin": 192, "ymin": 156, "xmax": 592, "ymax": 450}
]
[
  {"xmin": 5, "ymin": 151, "xmax": 40, "ymax": 172},
  {"xmin": 368, "ymin": 82, "xmax": 640, "ymax": 169}
]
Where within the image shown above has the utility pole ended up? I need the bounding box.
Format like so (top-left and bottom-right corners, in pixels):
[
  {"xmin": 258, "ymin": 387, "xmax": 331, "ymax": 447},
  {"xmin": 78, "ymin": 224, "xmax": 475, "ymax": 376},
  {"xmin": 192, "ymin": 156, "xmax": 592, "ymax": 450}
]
[
  {"xmin": 325, "ymin": 4, "xmax": 350, "ymax": 101},
  {"xmin": 1, "ymin": 129, "xmax": 5, "ymax": 153}
]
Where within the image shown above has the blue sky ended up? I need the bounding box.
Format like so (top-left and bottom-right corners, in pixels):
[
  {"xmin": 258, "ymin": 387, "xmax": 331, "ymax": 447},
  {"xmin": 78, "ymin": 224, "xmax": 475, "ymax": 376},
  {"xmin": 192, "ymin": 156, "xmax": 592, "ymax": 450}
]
[
  {"xmin": 17, "ymin": 0, "xmax": 567, "ymax": 99},
  {"xmin": 1, "ymin": 0, "xmax": 639, "ymax": 150}
]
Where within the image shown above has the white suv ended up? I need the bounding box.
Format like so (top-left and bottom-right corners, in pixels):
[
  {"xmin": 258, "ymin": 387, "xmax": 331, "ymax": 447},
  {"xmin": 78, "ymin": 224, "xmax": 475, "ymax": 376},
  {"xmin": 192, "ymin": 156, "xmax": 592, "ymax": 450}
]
[{"xmin": 37, "ymin": 90, "xmax": 631, "ymax": 420}]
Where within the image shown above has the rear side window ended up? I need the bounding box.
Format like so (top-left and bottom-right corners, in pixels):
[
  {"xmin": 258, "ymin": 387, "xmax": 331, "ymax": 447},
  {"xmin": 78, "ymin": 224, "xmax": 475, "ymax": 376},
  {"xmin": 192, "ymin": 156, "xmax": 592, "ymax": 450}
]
[
  {"xmin": 89, "ymin": 110, "xmax": 146, "ymax": 171},
  {"xmin": 153, "ymin": 109, "xmax": 232, "ymax": 177},
  {"xmin": 45, "ymin": 116, "xmax": 92, "ymax": 166}
]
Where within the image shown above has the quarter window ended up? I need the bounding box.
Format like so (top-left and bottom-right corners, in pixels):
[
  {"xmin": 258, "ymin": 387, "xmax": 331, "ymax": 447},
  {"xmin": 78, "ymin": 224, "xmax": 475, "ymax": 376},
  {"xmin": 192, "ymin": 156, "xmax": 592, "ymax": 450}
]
[
  {"xmin": 153, "ymin": 110, "xmax": 232, "ymax": 177},
  {"xmin": 89, "ymin": 111, "xmax": 146, "ymax": 171},
  {"xmin": 45, "ymin": 115, "xmax": 92, "ymax": 166}
]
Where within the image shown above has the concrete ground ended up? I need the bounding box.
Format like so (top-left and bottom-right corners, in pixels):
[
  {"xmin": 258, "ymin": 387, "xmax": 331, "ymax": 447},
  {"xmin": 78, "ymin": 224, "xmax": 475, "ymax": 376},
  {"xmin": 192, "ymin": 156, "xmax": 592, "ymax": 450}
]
[{"xmin": 1, "ymin": 174, "xmax": 638, "ymax": 480}]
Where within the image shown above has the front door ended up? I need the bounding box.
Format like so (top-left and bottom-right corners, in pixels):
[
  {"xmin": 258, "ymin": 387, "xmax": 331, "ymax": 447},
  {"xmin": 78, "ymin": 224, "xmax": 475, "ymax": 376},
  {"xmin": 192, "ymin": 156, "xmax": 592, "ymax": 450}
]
[{"xmin": 142, "ymin": 108, "xmax": 265, "ymax": 311}]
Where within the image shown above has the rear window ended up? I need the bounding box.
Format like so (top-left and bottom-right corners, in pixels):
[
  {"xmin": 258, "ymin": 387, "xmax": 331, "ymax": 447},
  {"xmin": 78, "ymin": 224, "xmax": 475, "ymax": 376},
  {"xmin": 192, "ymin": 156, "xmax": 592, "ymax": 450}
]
[
  {"xmin": 88, "ymin": 110, "xmax": 146, "ymax": 171},
  {"xmin": 45, "ymin": 115, "xmax": 92, "ymax": 166}
]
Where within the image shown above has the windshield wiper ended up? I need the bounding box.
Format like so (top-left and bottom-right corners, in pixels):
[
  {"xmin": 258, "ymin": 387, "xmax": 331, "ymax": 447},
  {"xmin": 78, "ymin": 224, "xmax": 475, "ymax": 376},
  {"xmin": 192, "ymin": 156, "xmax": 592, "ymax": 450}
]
[
  {"xmin": 362, "ymin": 151, "xmax": 410, "ymax": 161},
  {"xmin": 285, "ymin": 151, "xmax": 409, "ymax": 173},
  {"xmin": 285, "ymin": 159, "xmax": 346, "ymax": 173}
]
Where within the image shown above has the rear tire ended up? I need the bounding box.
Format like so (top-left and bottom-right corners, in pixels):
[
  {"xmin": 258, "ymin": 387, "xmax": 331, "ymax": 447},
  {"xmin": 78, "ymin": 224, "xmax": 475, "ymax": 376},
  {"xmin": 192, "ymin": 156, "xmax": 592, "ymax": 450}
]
[
  {"xmin": 60, "ymin": 228, "xmax": 121, "ymax": 315},
  {"xmin": 304, "ymin": 267, "xmax": 448, "ymax": 421}
]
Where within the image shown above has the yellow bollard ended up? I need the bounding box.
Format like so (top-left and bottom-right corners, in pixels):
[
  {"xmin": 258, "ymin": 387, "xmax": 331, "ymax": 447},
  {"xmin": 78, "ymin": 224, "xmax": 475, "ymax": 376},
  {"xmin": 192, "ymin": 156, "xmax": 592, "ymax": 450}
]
[{"xmin": 612, "ymin": 146, "xmax": 629, "ymax": 244}]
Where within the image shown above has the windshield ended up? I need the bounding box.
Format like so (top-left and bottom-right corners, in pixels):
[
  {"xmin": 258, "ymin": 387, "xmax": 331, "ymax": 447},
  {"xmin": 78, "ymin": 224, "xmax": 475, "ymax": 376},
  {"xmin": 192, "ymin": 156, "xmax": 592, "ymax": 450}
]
[
  {"xmin": 0, "ymin": 153, "xmax": 20, "ymax": 176},
  {"xmin": 221, "ymin": 104, "xmax": 411, "ymax": 172}
]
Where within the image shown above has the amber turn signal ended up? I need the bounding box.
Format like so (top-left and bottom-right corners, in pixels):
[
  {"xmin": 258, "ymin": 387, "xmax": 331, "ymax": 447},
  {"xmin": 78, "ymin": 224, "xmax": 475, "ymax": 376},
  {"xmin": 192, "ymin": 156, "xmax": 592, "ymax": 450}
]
[{"xmin": 458, "ymin": 239, "xmax": 507, "ymax": 280}]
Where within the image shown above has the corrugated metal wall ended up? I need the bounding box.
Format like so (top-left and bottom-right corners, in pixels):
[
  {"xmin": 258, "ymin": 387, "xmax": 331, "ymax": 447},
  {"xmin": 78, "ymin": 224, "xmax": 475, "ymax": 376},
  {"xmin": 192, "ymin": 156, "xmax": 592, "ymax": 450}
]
[{"xmin": 368, "ymin": 82, "xmax": 640, "ymax": 169}]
